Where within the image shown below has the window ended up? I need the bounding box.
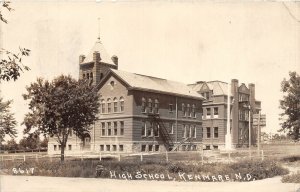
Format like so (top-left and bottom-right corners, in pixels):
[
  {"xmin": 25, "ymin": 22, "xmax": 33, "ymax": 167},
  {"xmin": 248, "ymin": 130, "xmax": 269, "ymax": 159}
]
[
  {"xmin": 148, "ymin": 145, "xmax": 153, "ymax": 152},
  {"xmin": 69, "ymin": 129, "xmax": 72, "ymax": 137},
  {"xmin": 182, "ymin": 103, "xmax": 186, "ymax": 117},
  {"xmin": 189, "ymin": 125, "xmax": 192, "ymax": 138},
  {"xmin": 120, "ymin": 121, "xmax": 124, "ymax": 135},
  {"xmin": 54, "ymin": 145, "xmax": 57, "ymax": 151},
  {"xmin": 68, "ymin": 145, "xmax": 72, "ymax": 150},
  {"xmin": 187, "ymin": 104, "xmax": 191, "ymax": 117},
  {"xmin": 155, "ymin": 145, "xmax": 159, "ymax": 151},
  {"xmin": 193, "ymin": 126, "xmax": 197, "ymax": 138},
  {"xmin": 119, "ymin": 145, "xmax": 124, "ymax": 151},
  {"xmin": 90, "ymin": 72, "xmax": 93, "ymax": 81},
  {"xmin": 107, "ymin": 122, "xmax": 111, "ymax": 136},
  {"xmin": 169, "ymin": 123, "xmax": 174, "ymax": 134},
  {"xmin": 213, "ymin": 145, "xmax": 218, "ymax": 149},
  {"xmin": 148, "ymin": 99, "xmax": 153, "ymax": 113},
  {"xmin": 59, "ymin": 145, "xmax": 61, "ymax": 150},
  {"xmin": 214, "ymin": 107, "xmax": 219, "ymax": 118},
  {"xmin": 100, "ymin": 99, "xmax": 105, "ymax": 114},
  {"xmin": 206, "ymin": 108, "xmax": 211, "ymax": 118},
  {"xmin": 110, "ymin": 81, "xmax": 115, "ymax": 88},
  {"xmin": 100, "ymin": 145, "xmax": 104, "ymax": 151},
  {"xmin": 113, "ymin": 145, "xmax": 117, "ymax": 151},
  {"xmin": 113, "ymin": 98, "xmax": 118, "ymax": 112},
  {"xmin": 120, "ymin": 97, "xmax": 124, "ymax": 112},
  {"xmin": 183, "ymin": 125, "xmax": 187, "ymax": 138},
  {"xmin": 214, "ymin": 127, "xmax": 218, "ymax": 138},
  {"xmin": 142, "ymin": 121, "xmax": 147, "ymax": 137},
  {"xmin": 83, "ymin": 74, "xmax": 86, "ymax": 79},
  {"xmin": 106, "ymin": 145, "xmax": 110, "ymax": 151},
  {"xmin": 206, "ymin": 127, "xmax": 211, "ymax": 138},
  {"xmin": 154, "ymin": 124, "xmax": 159, "ymax": 137},
  {"xmin": 154, "ymin": 99, "xmax": 159, "ymax": 114},
  {"xmin": 141, "ymin": 145, "xmax": 146, "ymax": 152},
  {"xmin": 201, "ymin": 127, "xmax": 203, "ymax": 138},
  {"xmin": 107, "ymin": 98, "xmax": 111, "ymax": 113},
  {"xmin": 148, "ymin": 123, "xmax": 153, "ymax": 137},
  {"xmin": 101, "ymin": 122, "xmax": 105, "ymax": 136},
  {"xmin": 169, "ymin": 104, "xmax": 173, "ymax": 112},
  {"xmin": 192, "ymin": 104, "xmax": 196, "ymax": 118},
  {"xmin": 141, "ymin": 97, "xmax": 146, "ymax": 113},
  {"xmin": 113, "ymin": 122, "xmax": 118, "ymax": 135}
]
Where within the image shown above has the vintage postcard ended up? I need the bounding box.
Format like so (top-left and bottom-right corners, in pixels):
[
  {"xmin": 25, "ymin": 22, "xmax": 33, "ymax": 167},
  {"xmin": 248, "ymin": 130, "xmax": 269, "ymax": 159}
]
[{"xmin": 0, "ymin": 1, "xmax": 300, "ymax": 192}]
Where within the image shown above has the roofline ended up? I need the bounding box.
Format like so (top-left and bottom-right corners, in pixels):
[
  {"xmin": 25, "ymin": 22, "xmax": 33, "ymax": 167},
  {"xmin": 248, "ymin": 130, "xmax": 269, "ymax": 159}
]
[{"xmin": 128, "ymin": 87, "xmax": 205, "ymax": 100}]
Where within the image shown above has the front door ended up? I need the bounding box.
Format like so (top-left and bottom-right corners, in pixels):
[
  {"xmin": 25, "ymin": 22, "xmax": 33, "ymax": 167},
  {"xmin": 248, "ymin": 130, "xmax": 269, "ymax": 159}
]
[{"xmin": 82, "ymin": 134, "xmax": 91, "ymax": 150}]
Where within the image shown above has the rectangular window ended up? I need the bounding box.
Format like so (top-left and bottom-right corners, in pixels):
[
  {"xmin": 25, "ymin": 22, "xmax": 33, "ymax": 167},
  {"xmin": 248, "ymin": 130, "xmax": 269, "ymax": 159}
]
[
  {"xmin": 148, "ymin": 101, "xmax": 153, "ymax": 113},
  {"xmin": 120, "ymin": 100, "xmax": 124, "ymax": 112},
  {"xmin": 206, "ymin": 108, "xmax": 211, "ymax": 119},
  {"xmin": 182, "ymin": 104, "xmax": 186, "ymax": 117},
  {"xmin": 201, "ymin": 127, "xmax": 203, "ymax": 138},
  {"xmin": 148, "ymin": 123, "xmax": 153, "ymax": 137},
  {"xmin": 214, "ymin": 107, "xmax": 219, "ymax": 118},
  {"xmin": 120, "ymin": 121, "xmax": 124, "ymax": 135},
  {"xmin": 169, "ymin": 123, "xmax": 174, "ymax": 134},
  {"xmin": 189, "ymin": 125, "xmax": 192, "ymax": 138},
  {"xmin": 194, "ymin": 126, "xmax": 197, "ymax": 138},
  {"xmin": 68, "ymin": 145, "xmax": 72, "ymax": 150},
  {"xmin": 106, "ymin": 145, "xmax": 110, "ymax": 151},
  {"xmin": 107, "ymin": 122, "xmax": 111, "ymax": 136},
  {"xmin": 54, "ymin": 145, "xmax": 57, "ymax": 151},
  {"xmin": 107, "ymin": 103, "xmax": 111, "ymax": 113},
  {"xmin": 169, "ymin": 104, "xmax": 173, "ymax": 112},
  {"xmin": 214, "ymin": 127, "xmax": 218, "ymax": 138},
  {"xmin": 155, "ymin": 145, "xmax": 159, "ymax": 151},
  {"xmin": 114, "ymin": 102, "xmax": 118, "ymax": 112},
  {"xmin": 154, "ymin": 124, "xmax": 159, "ymax": 137},
  {"xmin": 148, "ymin": 145, "xmax": 153, "ymax": 152},
  {"xmin": 142, "ymin": 121, "xmax": 147, "ymax": 137},
  {"xmin": 192, "ymin": 105, "xmax": 196, "ymax": 118},
  {"xmin": 206, "ymin": 127, "xmax": 211, "ymax": 138},
  {"xmin": 113, "ymin": 145, "xmax": 117, "ymax": 151},
  {"xmin": 141, "ymin": 145, "xmax": 146, "ymax": 152},
  {"xmin": 154, "ymin": 102, "xmax": 159, "ymax": 114},
  {"xmin": 142, "ymin": 101, "xmax": 146, "ymax": 113},
  {"xmin": 58, "ymin": 145, "xmax": 61, "ymax": 150},
  {"xmin": 113, "ymin": 122, "xmax": 118, "ymax": 136},
  {"xmin": 101, "ymin": 122, "xmax": 105, "ymax": 136},
  {"xmin": 100, "ymin": 145, "xmax": 104, "ymax": 151},
  {"xmin": 101, "ymin": 103, "xmax": 105, "ymax": 114},
  {"xmin": 119, "ymin": 145, "xmax": 124, "ymax": 151}
]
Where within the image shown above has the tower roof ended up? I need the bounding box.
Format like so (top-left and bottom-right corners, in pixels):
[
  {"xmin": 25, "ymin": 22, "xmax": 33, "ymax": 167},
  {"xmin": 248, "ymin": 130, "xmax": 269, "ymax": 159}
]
[{"xmin": 80, "ymin": 39, "xmax": 115, "ymax": 65}]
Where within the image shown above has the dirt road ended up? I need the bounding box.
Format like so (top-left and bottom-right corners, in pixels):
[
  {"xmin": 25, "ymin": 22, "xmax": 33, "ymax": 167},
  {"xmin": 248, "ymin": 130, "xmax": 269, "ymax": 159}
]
[{"xmin": 0, "ymin": 175, "xmax": 299, "ymax": 192}]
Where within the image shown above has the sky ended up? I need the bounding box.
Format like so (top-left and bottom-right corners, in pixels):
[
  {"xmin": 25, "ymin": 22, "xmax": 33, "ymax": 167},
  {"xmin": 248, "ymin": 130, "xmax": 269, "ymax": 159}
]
[{"xmin": 0, "ymin": 1, "xmax": 299, "ymax": 141}]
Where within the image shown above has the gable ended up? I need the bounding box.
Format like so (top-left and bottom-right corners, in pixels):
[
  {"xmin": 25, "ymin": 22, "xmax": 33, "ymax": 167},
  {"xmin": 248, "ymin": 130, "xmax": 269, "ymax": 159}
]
[
  {"xmin": 200, "ymin": 83, "xmax": 210, "ymax": 92},
  {"xmin": 238, "ymin": 83, "xmax": 250, "ymax": 94}
]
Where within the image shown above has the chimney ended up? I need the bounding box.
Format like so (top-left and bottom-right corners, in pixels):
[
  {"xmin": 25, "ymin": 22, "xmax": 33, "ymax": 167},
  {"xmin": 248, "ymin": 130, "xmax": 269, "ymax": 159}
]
[
  {"xmin": 93, "ymin": 51, "xmax": 101, "ymax": 62},
  {"xmin": 79, "ymin": 55, "xmax": 85, "ymax": 63},
  {"xmin": 111, "ymin": 55, "xmax": 118, "ymax": 66},
  {"xmin": 248, "ymin": 83, "xmax": 255, "ymax": 109}
]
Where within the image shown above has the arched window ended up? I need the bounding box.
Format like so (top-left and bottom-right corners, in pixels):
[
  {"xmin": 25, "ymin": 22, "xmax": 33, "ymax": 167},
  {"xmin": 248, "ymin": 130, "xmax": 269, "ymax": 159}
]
[
  {"xmin": 100, "ymin": 99, "xmax": 105, "ymax": 114},
  {"xmin": 90, "ymin": 72, "xmax": 93, "ymax": 79},
  {"xmin": 148, "ymin": 99, "xmax": 153, "ymax": 113},
  {"xmin": 120, "ymin": 97, "xmax": 124, "ymax": 112},
  {"xmin": 113, "ymin": 97, "xmax": 118, "ymax": 112},
  {"xmin": 182, "ymin": 103, "xmax": 186, "ymax": 117},
  {"xmin": 141, "ymin": 97, "xmax": 146, "ymax": 113},
  {"xmin": 87, "ymin": 73, "xmax": 90, "ymax": 79},
  {"xmin": 107, "ymin": 98, "xmax": 111, "ymax": 113},
  {"xmin": 154, "ymin": 99, "xmax": 159, "ymax": 114},
  {"xmin": 187, "ymin": 104, "xmax": 191, "ymax": 117},
  {"xmin": 83, "ymin": 73, "xmax": 86, "ymax": 79}
]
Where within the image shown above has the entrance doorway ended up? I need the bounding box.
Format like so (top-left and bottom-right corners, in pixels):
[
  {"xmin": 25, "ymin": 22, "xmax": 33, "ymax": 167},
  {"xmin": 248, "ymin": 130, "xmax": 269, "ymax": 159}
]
[{"xmin": 82, "ymin": 133, "xmax": 91, "ymax": 150}]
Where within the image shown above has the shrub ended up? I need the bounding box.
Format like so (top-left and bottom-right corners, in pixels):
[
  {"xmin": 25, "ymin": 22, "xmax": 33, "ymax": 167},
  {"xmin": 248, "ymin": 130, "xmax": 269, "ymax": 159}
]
[{"xmin": 282, "ymin": 172, "xmax": 300, "ymax": 183}]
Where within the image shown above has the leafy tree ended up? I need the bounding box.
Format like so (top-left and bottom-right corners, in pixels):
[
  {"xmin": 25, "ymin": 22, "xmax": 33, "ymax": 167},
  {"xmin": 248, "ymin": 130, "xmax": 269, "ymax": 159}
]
[
  {"xmin": 0, "ymin": 96, "xmax": 17, "ymax": 142},
  {"xmin": 0, "ymin": 1, "xmax": 30, "ymax": 82},
  {"xmin": 19, "ymin": 133, "xmax": 40, "ymax": 150},
  {"xmin": 23, "ymin": 75, "xmax": 99, "ymax": 161},
  {"xmin": 40, "ymin": 136, "xmax": 48, "ymax": 148},
  {"xmin": 279, "ymin": 71, "xmax": 300, "ymax": 141},
  {"xmin": 6, "ymin": 138, "xmax": 18, "ymax": 151}
]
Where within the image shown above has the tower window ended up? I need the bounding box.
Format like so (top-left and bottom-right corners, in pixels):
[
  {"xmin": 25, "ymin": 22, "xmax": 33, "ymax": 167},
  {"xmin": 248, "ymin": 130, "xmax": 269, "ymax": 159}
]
[
  {"xmin": 113, "ymin": 97, "xmax": 118, "ymax": 112},
  {"xmin": 120, "ymin": 97, "xmax": 124, "ymax": 112},
  {"xmin": 107, "ymin": 98, "xmax": 111, "ymax": 113}
]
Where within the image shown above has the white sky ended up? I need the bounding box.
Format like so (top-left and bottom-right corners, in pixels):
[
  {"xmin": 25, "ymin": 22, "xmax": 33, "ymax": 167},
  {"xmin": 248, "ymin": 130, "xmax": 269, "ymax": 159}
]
[{"xmin": 0, "ymin": 1, "xmax": 299, "ymax": 141}]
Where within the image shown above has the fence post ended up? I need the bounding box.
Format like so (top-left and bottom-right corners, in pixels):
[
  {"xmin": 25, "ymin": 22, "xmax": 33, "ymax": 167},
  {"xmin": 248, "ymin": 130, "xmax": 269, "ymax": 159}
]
[
  {"xmin": 23, "ymin": 155, "xmax": 26, "ymax": 162},
  {"xmin": 201, "ymin": 149, "xmax": 204, "ymax": 165},
  {"xmin": 118, "ymin": 154, "xmax": 121, "ymax": 161},
  {"xmin": 261, "ymin": 150, "xmax": 264, "ymax": 161},
  {"xmin": 140, "ymin": 153, "xmax": 143, "ymax": 162},
  {"xmin": 99, "ymin": 152, "xmax": 102, "ymax": 161},
  {"xmin": 165, "ymin": 151, "xmax": 169, "ymax": 162}
]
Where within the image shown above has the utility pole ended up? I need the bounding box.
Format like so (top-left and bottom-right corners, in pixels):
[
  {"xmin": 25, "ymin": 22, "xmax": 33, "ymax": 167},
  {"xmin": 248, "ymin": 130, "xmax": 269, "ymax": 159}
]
[
  {"xmin": 257, "ymin": 111, "xmax": 261, "ymax": 152},
  {"xmin": 248, "ymin": 105, "xmax": 251, "ymax": 149}
]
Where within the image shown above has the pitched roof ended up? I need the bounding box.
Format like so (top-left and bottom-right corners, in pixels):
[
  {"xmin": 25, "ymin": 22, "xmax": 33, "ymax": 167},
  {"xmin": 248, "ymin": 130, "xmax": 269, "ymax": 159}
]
[
  {"xmin": 109, "ymin": 69, "xmax": 204, "ymax": 99},
  {"xmin": 80, "ymin": 39, "xmax": 115, "ymax": 65},
  {"xmin": 189, "ymin": 80, "xmax": 229, "ymax": 95}
]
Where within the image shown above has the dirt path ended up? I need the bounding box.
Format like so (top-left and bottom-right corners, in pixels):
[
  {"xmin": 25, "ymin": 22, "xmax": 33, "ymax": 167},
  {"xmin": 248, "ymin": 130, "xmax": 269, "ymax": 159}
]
[{"xmin": 0, "ymin": 175, "xmax": 299, "ymax": 192}]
